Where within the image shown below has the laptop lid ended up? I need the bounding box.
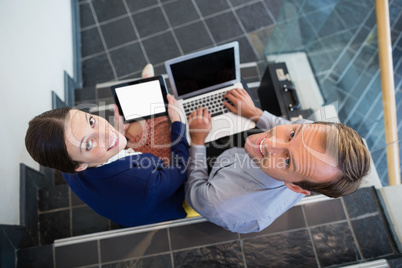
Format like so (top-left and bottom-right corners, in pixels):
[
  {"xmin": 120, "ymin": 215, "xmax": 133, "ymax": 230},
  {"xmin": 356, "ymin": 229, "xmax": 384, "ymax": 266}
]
[{"xmin": 165, "ymin": 42, "xmax": 240, "ymax": 100}]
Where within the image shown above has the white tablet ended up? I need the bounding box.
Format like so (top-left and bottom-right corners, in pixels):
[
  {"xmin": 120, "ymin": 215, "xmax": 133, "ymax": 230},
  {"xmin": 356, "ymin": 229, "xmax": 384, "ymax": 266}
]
[{"xmin": 111, "ymin": 76, "xmax": 169, "ymax": 123}]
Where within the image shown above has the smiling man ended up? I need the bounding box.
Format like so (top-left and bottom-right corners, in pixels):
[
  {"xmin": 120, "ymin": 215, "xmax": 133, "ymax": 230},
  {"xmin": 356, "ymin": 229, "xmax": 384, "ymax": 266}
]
[{"xmin": 186, "ymin": 88, "xmax": 371, "ymax": 233}]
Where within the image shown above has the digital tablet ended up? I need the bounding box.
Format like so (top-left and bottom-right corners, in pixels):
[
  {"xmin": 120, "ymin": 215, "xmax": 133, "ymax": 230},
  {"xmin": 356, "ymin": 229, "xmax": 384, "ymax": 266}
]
[{"xmin": 110, "ymin": 76, "xmax": 169, "ymax": 123}]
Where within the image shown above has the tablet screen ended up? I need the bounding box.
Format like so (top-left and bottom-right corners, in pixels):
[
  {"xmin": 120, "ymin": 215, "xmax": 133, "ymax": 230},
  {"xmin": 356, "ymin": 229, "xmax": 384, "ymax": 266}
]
[{"xmin": 111, "ymin": 76, "xmax": 168, "ymax": 122}]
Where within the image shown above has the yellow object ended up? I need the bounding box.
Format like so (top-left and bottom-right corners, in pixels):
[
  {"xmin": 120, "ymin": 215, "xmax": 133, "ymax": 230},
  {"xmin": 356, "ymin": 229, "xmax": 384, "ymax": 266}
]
[
  {"xmin": 183, "ymin": 201, "xmax": 201, "ymax": 218},
  {"xmin": 375, "ymin": 0, "xmax": 401, "ymax": 185}
]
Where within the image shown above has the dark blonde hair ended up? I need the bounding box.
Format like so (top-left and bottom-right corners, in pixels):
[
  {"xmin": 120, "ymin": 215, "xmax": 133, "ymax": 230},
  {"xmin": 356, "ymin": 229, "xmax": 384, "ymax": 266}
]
[
  {"xmin": 25, "ymin": 107, "xmax": 81, "ymax": 173},
  {"xmin": 293, "ymin": 122, "xmax": 371, "ymax": 198}
]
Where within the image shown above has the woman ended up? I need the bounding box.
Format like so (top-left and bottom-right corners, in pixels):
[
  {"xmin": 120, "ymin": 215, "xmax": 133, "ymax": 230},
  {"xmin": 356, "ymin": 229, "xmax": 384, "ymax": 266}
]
[{"xmin": 25, "ymin": 94, "xmax": 189, "ymax": 227}]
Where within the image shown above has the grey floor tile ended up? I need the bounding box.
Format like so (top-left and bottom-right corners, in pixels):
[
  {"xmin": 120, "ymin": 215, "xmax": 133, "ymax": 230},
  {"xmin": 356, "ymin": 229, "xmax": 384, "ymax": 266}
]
[
  {"xmin": 169, "ymin": 221, "xmax": 238, "ymax": 251},
  {"xmin": 174, "ymin": 21, "xmax": 213, "ymax": 54},
  {"xmin": 243, "ymin": 229, "xmax": 317, "ymax": 268},
  {"xmin": 310, "ymin": 222, "xmax": 361, "ymax": 267},
  {"xmin": 81, "ymin": 27, "xmax": 105, "ymax": 58},
  {"xmin": 79, "ymin": 2, "xmax": 96, "ymax": 28},
  {"xmin": 82, "ymin": 54, "xmax": 115, "ymax": 87},
  {"xmin": 173, "ymin": 241, "xmax": 243, "ymax": 268},
  {"xmin": 92, "ymin": 0, "xmax": 128, "ymax": 23},
  {"xmin": 163, "ymin": 0, "xmax": 200, "ymax": 27},
  {"xmin": 100, "ymin": 229, "xmax": 169, "ymax": 263},
  {"xmin": 101, "ymin": 17, "xmax": 137, "ymax": 49},
  {"xmin": 72, "ymin": 206, "xmax": 110, "ymax": 236},
  {"xmin": 352, "ymin": 215, "xmax": 397, "ymax": 259},
  {"xmin": 98, "ymin": 86, "xmax": 115, "ymax": 99},
  {"xmin": 248, "ymin": 25, "xmax": 275, "ymax": 57},
  {"xmin": 18, "ymin": 244, "xmax": 54, "ymax": 268},
  {"xmin": 132, "ymin": 6, "xmax": 169, "ymax": 38},
  {"xmin": 142, "ymin": 31, "xmax": 181, "ymax": 64},
  {"xmin": 125, "ymin": 0, "xmax": 159, "ymax": 12},
  {"xmin": 194, "ymin": 0, "xmax": 230, "ymax": 17},
  {"xmin": 264, "ymin": 0, "xmax": 285, "ymax": 19},
  {"xmin": 38, "ymin": 184, "xmax": 69, "ymax": 211},
  {"xmin": 55, "ymin": 241, "xmax": 98, "ymax": 268},
  {"xmin": 241, "ymin": 205, "xmax": 306, "ymax": 239},
  {"xmin": 303, "ymin": 199, "xmax": 346, "ymax": 226},
  {"xmin": 39, "ymin": 210, "xmax": 71, "ymax": 244},
  {"xmin": 388, "ymin": 256, "xmax": 402, "ymax": 268},
  {"xmin": 235, "ymin": 2, "xmax": 274, "ymax": 32},
  {"xmin": 109, "ymin": 42, "xmax": 147, "ymax": 78},
  {"xmin": 102, "ymin": 254, "xmax": 172, "ymax": 268},
  {"xmin": 229, "ymin": 0, "xmax": 249, "ymax": 7},
  {"xmin": 235, "ymin": 35, "xmax": 259, "ymax": 62},
  {"xmin": 74, "ymin": 86, "xmax": 97, "ymax": 103},
  {"xmin": 205, "ymin": 11, "xmax": 244, "ymax": 43}
]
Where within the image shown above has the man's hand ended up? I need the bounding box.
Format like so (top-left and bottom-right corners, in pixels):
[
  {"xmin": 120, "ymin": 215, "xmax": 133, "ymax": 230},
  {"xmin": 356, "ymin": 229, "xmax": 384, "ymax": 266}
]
[
  {"xmin": 188, "ymin": 107, "xmax": 212, "ymax": 146},
  {"xmin": 224, "ymin": 88, "xmax": 263, "ymax": 122},
  {"xmin": 167, "ymin": 94, "xmax": 184, "ymax": 123}
]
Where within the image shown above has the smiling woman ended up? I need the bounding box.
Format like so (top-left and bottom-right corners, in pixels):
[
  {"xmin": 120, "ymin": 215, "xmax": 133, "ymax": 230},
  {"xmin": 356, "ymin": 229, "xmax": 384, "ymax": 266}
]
[
  {"xmin": 64, "ymin": 109, "xmax": 127, "ymax": 171},
  {"xmin": 24, "ymin": 95, "xmax": 191, "ymax": 228}
]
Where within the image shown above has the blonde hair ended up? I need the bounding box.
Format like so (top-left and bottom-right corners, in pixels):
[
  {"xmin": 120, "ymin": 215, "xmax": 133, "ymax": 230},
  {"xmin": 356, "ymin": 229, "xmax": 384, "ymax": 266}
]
[{"xmin": 293, "ymin": 122, "xmax": 371, "ymax": 198}]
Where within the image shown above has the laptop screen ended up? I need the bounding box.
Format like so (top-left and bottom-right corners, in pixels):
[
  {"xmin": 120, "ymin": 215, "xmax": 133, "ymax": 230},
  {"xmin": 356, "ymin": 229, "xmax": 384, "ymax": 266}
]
[{"xmin": 165, "ymin": 42, "xmax": 240, "ymax": 99}]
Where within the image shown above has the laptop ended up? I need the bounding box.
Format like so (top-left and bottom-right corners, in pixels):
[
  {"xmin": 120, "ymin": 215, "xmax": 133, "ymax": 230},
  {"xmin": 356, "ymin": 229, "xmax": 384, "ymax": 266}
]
[{"xmin": 165, "ymin": 41, "xmax": 256, "ymax": 143}]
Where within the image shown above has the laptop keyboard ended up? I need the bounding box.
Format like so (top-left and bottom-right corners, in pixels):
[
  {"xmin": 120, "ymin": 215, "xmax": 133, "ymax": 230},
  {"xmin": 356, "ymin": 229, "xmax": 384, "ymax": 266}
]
[{"xmin": 183, "ymin": 91, "xmax": 234, "ymax": 116}]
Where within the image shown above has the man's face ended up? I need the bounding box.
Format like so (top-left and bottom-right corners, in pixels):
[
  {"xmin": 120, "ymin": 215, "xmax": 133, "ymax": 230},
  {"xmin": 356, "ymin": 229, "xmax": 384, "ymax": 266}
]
[{"xmin": 244, "ymin": 123, "xmax": 340, "ymax": 194}]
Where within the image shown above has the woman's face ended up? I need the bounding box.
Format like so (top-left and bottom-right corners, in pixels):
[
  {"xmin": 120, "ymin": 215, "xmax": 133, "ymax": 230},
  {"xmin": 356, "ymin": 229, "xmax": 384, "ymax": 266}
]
[{"xmin": 64, "ymin": 109, "xmax": 127, "ymax": 170}]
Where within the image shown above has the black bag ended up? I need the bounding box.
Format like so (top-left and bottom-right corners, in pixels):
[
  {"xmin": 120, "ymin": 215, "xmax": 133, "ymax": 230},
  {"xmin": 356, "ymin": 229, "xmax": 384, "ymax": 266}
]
[{"xmin": 258, "ymin": 62, "xmax": 301, "ymax": 120}]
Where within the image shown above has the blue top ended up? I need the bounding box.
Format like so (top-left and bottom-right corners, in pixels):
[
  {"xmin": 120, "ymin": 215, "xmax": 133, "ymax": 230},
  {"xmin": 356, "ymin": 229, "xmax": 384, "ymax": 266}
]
[
  {"xmin": 186, "ymin": 111, "xmax": 305, "ymax": 233},
  {"xmin": 63, "ymin": 122, "xmax": 189, "ymax": 227}
]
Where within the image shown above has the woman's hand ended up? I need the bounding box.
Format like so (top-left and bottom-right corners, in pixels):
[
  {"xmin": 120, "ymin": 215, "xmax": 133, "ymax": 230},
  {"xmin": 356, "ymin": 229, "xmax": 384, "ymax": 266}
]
[
  {"xmin": 167, "ymin": 94, "xmax": 184, "ymax": 123},
  {"xmin": 224, "ymin": 88, "xmax": 263, "ymax": 122},
  {"xmin": 114, "ymin": 104, "xmax": 146, "ymax": 148},
  {"xmin": 188, "ymin": 107, "xmax": 211, "ymax": 146}
]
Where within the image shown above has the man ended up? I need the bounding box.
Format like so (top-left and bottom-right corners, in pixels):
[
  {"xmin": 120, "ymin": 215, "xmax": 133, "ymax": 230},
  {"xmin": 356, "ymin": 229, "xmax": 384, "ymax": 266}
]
[{"xmin": 186, "ymin": 88, "xmax": 370, "ymax": 233}]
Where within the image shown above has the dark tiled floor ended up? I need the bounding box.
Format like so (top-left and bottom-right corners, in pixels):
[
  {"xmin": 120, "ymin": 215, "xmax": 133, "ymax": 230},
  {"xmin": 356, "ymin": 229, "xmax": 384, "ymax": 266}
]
[
  {"xmin": 37, "ymin": 182, "xmax": 122, "ymax": 245},
  {"xmin": 77, "ymin": 0, "xmax": 281, "ymax": 89},
  {"xmin": 51, "ymin": 187, "xmax": 398, "ymax": 267}
]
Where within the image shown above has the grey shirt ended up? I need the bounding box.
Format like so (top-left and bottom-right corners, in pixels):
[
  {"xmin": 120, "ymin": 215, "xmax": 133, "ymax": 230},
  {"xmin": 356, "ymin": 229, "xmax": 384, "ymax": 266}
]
[{"xmin": 185, "ymin": 111, "xmax": 305, "ymax": 233}]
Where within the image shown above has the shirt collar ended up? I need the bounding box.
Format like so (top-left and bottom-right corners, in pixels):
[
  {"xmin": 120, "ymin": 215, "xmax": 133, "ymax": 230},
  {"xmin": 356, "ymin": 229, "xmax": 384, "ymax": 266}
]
[
  {"xmin": 242, "ymin": 153, "xmax": 285, "ymax": 189},
  {"xmin": 97, "ymin": 148, "xmax": 141, "ymax": 167}
]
